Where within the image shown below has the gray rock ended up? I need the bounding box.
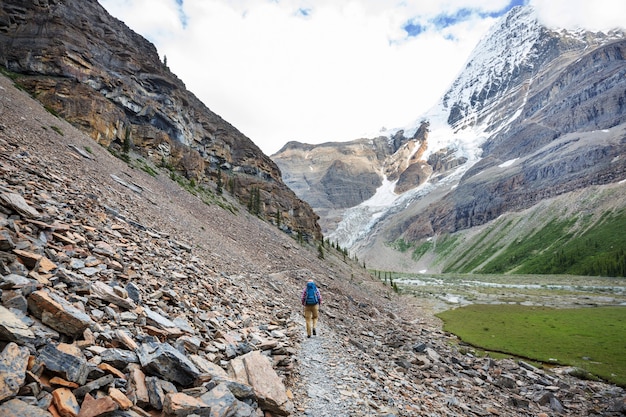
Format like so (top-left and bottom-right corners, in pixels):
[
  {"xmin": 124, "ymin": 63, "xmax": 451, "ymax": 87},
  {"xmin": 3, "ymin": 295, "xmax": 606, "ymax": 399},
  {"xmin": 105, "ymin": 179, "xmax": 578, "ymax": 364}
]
[
  {"xmin": 199, "ymin": 383, "xmax": 238, "ymax": 416},
  {"xmin": 0, "ymin": 398, "xmax": 52, "ymax": 417},
  {"xmin": 412, "ymin": 342, "xmax": 427, "ymax": 353},
  {"xmin": 100, "ymin": 348, "xmax": 139, "ymax": 369},
  {"xmin": 0, "ymin": 274, "xmax": 33, "ymax": 289},
  {"xmin": 0, "ymin": 192, "xmax": 41, "ymax": 219},
  {"xmin": 143, "ymin": 306, "xmax": 177, "ymax": 329},
  {"xmin": 137, "ymin": 341, "xmax": 201, "ymax": 386},
  {"xmin": 90, "ymin": 281, "xmax": 136, "ymax": 310},
  {"xmin": 125, "ymin": 282, "xmax": 142, "ymax": 305},
  {"xmin": 228, "ymin": 350, "xmax": 293, "ymax": 416},
  {"xmin": 73, "ymin": 374, "xmax": 115, "ymax": 399},
  {"xmin": 0, "ymin": 305, "xmax": 36, "ymax": 344},
  {"xmin": 145, "ymin": 376, "xmax": 166, "ymax": 410},
  {"xmin": 36, "ymin": 343, "xmax": 89, "ymax": 385}
]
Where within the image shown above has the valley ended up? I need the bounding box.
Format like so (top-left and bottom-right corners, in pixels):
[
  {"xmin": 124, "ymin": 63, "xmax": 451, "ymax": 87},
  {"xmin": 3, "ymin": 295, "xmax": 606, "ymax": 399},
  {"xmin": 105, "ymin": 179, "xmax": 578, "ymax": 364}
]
[{"xmin": 384, "ymin": 273, "xmax": 626, "ymax": 312}]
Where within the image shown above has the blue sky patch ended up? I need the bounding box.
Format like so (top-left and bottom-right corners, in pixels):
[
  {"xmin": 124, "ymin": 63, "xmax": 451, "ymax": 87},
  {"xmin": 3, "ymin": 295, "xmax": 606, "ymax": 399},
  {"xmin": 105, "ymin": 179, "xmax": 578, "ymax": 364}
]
[
  {"xmin": 432, "ymin": 8, "xmax": 473, "ymax": 29},
  {"xmin": 484, "ymin": 0, "xmax": 529, "ymax": 18},
  {"xmin": 176, "ymin": 0, "xmax": 188, "ymax": 29},
  {"xmin": 403, "ymin": 0, "xmax": 529, "ymax": 38},
  {"xmin": 403, "ymin": 21, "xmax": 426, "ymax": 37},
  {"xmin": 296, "ymin": 8, "xmax": 311, "ymax": 17}
]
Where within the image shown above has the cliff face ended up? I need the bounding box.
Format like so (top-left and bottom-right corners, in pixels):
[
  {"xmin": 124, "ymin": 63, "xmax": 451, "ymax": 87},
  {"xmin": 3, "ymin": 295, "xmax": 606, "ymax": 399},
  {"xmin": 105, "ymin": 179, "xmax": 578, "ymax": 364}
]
[
  {"xmin": 273, "ymin": 138, "xmax": 388, "ymax": 234},
  {"xmin": 273, "ymin": 122, "xmax": 466, "ymax": 234},
  {"xmin": 403, "ymin": 37, "xmax": 626, "ymax": 240},
  {"xmin": 0, "ymin": 0, "xmax": 321, "ymax": 239}
]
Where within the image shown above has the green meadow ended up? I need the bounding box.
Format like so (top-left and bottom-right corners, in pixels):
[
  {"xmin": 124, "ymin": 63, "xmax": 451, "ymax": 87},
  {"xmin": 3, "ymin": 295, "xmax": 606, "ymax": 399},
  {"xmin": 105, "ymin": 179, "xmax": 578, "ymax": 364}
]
[{"xmin": 436, "ymin": 304, "xmax": 626, "ymax": 387}]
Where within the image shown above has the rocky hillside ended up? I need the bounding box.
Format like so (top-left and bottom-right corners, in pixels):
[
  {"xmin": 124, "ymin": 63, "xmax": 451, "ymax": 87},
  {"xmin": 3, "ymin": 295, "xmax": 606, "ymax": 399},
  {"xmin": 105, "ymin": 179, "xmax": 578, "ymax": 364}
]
[
  {"xmin": 0, "ymin": 0, "xmax": 321, "ymax": 241},
  {"xmin": 272, "ymin": 6, "xmax": 626, "ymax": 274},
  {"xmin": 1, "ymin": 65, "xmax": 625, "ymax": 417}
]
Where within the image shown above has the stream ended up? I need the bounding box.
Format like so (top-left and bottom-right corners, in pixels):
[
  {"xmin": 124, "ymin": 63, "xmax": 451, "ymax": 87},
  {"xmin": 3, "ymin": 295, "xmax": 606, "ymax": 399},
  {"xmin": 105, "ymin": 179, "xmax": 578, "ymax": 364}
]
[{"xmin": 387, "ymin": 274, "xmax": 626, "ymax": 311}]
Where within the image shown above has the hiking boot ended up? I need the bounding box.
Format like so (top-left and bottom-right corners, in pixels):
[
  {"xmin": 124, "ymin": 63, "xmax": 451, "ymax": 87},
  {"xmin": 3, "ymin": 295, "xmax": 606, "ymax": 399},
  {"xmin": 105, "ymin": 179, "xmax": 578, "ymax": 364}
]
[
  {"xmin": 313, "ymin": 328, "xmax": 317, "ymax": 336},
  {"xmin": 307, "ymin": 334, "xmax": 311, "ymax": 338}
]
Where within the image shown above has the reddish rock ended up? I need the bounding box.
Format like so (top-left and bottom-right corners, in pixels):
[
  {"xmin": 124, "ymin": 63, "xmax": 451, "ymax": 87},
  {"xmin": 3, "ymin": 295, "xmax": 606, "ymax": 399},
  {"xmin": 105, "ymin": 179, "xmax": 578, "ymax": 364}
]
[
  {"xmin": 77, "ymin": 393, "xmax": 118, "ymax": 417},
  {"xmin": 162, "ymin": 392, "xmax": 210, "ymax": 416},
  {"xmin": 13, "ymin": 249, "xmax": 57, "ymax": 272},
  {"xmin": 108, "ymin": 387, "xmax": 133, "ymax": 410},
  {"xmin": 127, "ymin": 364, "xmax": 150, "ymax": 407},
  {"xmin": 229, "ymin": 350, "xmax": 293, "ymax": 416},
  {"xmin": 97, "ymin": 363, "xmax": 126, "ymax": 380},
  {"xmin": 52, "ymin": 387, "xmax": 80, "ymax": 417},
  {"xmin": 27, "ymin": 290, "xmax": 94, "ymax": 337}
]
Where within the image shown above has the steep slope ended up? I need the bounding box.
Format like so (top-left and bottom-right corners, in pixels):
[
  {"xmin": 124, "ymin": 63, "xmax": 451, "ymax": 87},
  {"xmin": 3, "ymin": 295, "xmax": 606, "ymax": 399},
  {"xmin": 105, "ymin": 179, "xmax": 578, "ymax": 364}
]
[
  {"xmin": 273, "ymin": 6, "xmax": 626, "ymax": 274},
  {"xmin": 0, "ymin": 0, "xmax": 321, "ymax": 240}
]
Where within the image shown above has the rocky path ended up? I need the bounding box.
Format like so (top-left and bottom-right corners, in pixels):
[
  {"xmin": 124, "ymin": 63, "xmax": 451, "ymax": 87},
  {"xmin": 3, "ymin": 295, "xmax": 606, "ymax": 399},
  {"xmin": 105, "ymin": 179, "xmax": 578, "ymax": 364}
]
[
  {"xmin": 292, "ymin": 316, "xmax": 352, "ymax": 417},
  {"xmin": 291, "ymin": 312, "xmax": 401, "ymax": 417}
]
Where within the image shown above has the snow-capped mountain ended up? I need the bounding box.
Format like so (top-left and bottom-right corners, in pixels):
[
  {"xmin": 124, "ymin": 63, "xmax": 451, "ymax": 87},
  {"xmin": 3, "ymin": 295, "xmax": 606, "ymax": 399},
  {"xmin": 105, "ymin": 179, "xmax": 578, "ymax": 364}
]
[{"xmin": 273, "ymin": 6, "xmax": 626, "ymax": 273}]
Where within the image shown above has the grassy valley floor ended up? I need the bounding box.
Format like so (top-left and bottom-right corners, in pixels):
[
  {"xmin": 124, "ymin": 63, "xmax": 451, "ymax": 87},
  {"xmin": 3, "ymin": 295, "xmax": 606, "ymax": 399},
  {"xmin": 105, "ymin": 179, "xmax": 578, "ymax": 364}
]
[{"xmin": 378, "ymin": 273, "xmax": 626, "ymax": 387}]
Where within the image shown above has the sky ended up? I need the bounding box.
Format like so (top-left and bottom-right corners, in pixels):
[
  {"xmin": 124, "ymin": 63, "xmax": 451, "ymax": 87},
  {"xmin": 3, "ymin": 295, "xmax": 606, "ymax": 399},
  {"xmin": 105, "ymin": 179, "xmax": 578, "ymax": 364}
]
[{"xmin": 98, "ymin": 0, "xmax": 626, "ymax": 155}]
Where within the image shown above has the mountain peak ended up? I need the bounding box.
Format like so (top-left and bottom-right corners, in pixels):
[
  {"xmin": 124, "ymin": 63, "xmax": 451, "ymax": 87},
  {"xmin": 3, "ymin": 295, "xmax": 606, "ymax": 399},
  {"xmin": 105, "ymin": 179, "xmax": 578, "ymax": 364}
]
[{"xmin": 273, "ymin": 4, "xmax": 626, "ymax": 275}]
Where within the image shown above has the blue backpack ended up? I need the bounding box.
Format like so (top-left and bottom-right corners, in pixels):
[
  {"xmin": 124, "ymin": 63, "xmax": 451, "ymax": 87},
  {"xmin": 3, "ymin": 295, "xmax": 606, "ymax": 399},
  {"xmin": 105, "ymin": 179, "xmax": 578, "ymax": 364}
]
[{"xmin": 305, "ymin": 282, "xmax": 319, "ymax": 305}]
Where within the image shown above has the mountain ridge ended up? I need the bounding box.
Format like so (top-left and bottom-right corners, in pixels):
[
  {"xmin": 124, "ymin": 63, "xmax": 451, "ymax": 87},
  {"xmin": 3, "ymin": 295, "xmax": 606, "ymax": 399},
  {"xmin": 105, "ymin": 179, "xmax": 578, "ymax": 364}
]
[{"xmin": 272, "ymin": 5, "xmax": 626, "ymax": 275}]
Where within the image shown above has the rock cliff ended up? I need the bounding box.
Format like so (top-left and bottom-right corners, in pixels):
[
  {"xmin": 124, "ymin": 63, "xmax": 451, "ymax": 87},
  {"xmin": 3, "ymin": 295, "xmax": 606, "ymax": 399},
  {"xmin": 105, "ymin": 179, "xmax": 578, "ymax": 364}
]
[
  {"xmin": 273, "ymin": 121, "xmax": 464, "ymax": 234},
  {"xmin": 0, "ymin": 0, "xmax": 321, "ymax": 240}
]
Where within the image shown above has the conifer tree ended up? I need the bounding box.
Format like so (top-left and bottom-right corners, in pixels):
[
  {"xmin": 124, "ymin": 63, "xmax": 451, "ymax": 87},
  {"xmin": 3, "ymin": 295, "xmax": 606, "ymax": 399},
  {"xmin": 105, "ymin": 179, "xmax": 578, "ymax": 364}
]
[{"xmin": 216, "ymin": 170, "xmax": 223, "ymax": 195}]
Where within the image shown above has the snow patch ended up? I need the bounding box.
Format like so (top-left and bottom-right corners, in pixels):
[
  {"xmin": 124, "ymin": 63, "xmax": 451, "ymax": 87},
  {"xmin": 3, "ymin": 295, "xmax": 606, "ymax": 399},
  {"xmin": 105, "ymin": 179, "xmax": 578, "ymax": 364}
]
[
  {"xmin": 362, "ymin": 177, "xmax": 399, "ymax": 208},
  {"xmin": 498, "ymin": 158, "xmax": 518, "ymax": 168}
]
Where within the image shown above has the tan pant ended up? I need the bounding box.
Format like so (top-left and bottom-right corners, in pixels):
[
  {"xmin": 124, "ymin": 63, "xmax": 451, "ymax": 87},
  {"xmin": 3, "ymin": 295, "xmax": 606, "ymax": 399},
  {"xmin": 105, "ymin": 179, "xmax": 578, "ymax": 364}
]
[{"xmin": 303, "ymin": 304, "xmax": 319, "ymax": 336}]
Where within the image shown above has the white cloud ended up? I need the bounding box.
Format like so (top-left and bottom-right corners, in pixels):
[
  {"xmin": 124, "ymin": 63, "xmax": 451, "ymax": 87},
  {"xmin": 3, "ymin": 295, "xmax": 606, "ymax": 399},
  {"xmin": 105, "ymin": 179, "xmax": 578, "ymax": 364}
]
[
  {"xmin": 98, "ymin": 0, "xmax": 623, "ymax": 155},
  {"xmin": 531, "ymin": 0, "xmax": 626, "ymax": 31}
]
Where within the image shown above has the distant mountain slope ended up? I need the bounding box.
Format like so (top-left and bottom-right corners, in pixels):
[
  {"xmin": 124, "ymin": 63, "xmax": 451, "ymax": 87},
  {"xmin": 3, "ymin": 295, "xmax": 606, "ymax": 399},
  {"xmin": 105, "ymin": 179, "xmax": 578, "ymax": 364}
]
[
  {"xmin": 273, "ymin": 6, "xmax": 626, "ymax": 274},
  {"xmin": 0, "ymin": 0, "xmax": 321, "ymax": 240}
]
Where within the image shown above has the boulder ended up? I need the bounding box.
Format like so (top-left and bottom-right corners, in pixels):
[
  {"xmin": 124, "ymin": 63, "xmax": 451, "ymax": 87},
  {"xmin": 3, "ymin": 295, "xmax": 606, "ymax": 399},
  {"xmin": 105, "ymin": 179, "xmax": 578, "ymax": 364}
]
[
  {"xmin": 27, "ymin": 290, "xmax": 94, "ymax": 337},
  {"xmin": 228, "ymin": 350, "xmax": 293, "ymax": 416},
  {"xmin": 137, "ymin": 341, "xmax": 201, "ymax": 386},
  {"xmin": 36, "ymin": 343, "xmax": 89, "ymax": 385}
]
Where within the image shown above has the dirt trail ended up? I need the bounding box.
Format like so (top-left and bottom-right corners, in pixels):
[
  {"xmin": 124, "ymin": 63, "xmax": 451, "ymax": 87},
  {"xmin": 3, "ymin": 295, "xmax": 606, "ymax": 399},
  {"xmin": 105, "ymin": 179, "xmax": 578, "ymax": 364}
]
[{"xmin": 290, "ymin": 313, "xmax": 399, "ymax": 417}]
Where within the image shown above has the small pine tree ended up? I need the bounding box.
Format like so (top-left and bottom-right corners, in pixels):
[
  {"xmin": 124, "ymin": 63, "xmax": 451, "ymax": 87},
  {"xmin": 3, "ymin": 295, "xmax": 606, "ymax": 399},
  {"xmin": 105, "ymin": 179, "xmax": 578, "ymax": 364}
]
[
  {"xmin": 317, "ymin": 243, "xmax": 324, "ymax": 259},
  {"xmin": 216, "ymin": 170, "xmax": 223, "ymax": 195},
  {"xmin": 275, "ymin": 209, "xmax": 281, "ymax": 227},
  {"xmin": 247, "ymin": 186, "xmax": 261, "ymax": 215},
  {"xmin": 123, "ymin": 127, "xmax": 132, "ymax": 154}
]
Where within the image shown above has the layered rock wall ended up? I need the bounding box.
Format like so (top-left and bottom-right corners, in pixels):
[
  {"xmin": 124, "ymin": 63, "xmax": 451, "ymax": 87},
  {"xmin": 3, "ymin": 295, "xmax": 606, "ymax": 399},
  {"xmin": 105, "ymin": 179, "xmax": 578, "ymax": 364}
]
[{"xmin": 0, "ymin": 0, "xmax": 321, "ymax": 239}]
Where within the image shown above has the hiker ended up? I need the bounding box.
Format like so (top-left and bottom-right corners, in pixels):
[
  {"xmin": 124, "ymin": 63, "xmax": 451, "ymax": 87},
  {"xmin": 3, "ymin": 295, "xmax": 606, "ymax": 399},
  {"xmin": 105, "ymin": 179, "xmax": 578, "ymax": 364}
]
[{"xmin": 301, "ymin": 279, "xmax": 322, "ymax": 338}]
